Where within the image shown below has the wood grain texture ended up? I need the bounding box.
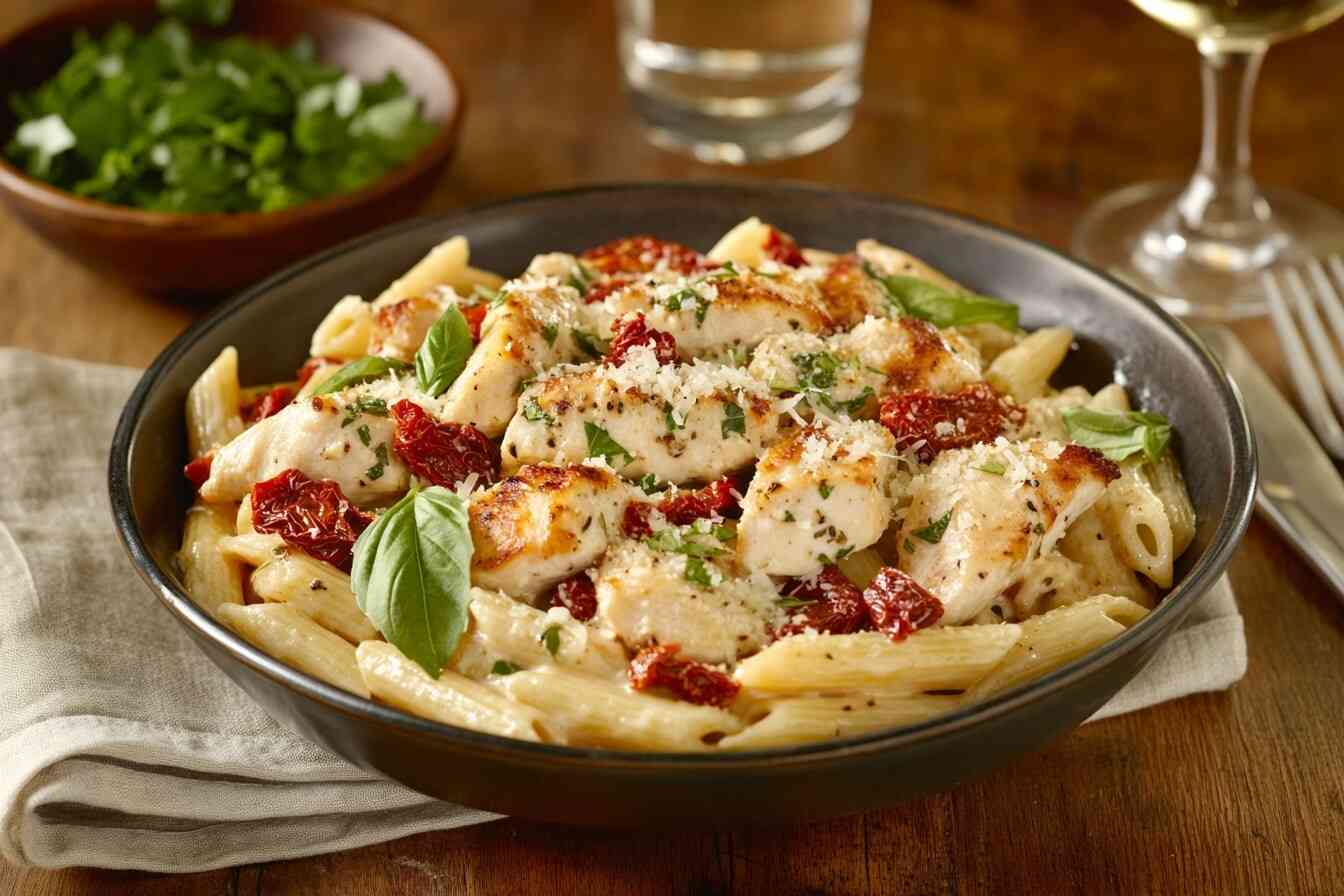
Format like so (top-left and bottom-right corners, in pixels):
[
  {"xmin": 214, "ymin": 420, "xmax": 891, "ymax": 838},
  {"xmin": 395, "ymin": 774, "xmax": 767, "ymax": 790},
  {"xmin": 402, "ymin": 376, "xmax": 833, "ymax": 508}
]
[{"xmin": 3, "ymin": 0, "xmax": 1343, "ymax": 893}]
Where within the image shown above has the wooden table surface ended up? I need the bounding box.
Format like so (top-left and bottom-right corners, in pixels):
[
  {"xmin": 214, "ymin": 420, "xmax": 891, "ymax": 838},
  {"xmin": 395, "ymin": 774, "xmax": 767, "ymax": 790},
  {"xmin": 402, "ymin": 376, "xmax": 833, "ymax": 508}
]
[{"xmin": 5, "ymin": 1, "xmax": 1344, "ymax": 893}]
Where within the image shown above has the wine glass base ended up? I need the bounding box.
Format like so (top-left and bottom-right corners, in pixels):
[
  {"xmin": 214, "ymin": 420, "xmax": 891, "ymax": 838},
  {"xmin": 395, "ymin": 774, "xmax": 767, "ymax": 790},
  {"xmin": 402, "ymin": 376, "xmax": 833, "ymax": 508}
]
[{"xmin": 1072, "ymin": 180, "xmax": 1344, "ymax": 319}]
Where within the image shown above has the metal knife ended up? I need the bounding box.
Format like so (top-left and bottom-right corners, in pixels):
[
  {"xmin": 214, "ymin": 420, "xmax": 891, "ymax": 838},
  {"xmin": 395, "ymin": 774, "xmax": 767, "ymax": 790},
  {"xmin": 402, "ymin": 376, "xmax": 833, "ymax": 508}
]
[{"xmin": 1196, "ymin": 324, "xmax": 1344, "ymax": 602}]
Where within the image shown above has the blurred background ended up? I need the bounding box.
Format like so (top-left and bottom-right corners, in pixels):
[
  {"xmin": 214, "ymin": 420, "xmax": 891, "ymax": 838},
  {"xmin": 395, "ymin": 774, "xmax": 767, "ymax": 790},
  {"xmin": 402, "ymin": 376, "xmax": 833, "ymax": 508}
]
[{"xmin": 3, "ymin": 0, "xmax": 1343, "ymax": 360}]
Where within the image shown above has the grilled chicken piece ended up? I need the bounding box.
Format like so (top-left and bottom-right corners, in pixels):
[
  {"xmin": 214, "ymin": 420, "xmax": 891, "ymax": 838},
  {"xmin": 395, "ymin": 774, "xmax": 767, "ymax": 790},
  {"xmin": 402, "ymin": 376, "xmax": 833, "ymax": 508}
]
[
  {"xmin": 469, "ymin": 463, "xmax": 633, "ymax": 600},
  {"xmin": 200, "ymin": 376, "xmax": 415, "ymax": 505},
  {"xmin": 897, "ymin": 439, "xmax": 1120, "ymax": 624},
  {"xmin": 737, "ymin": 419, "xmax": 897, "ymax": 577},
  {"xmin": 594, "ymin": 538, "xmax": 783, "ymax": 664},
  {"xmin": 368, "ymin": 291, "xmax": 454, "ymax": 362},
  {"xmin": 598, "ymin": 267, "xmax": 834, "ymax": 360},
  {"xmin": 500, "ymin": 346, "xmax": 781, "ymax": 484},
  {"xmin": 749, "ymin": 316, "xmax": 982, "ymax": 419},
  {"xmin": 439, "ymin": 278, "xmax": 585, "ymax": 437}
]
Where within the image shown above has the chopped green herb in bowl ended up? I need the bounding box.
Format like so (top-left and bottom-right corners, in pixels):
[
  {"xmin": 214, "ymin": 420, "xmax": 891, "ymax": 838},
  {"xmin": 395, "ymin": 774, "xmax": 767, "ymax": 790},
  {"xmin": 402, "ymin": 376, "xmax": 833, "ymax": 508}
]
[{"xmin": 5, "ymin": 4, "xmax": 439, "ymax": 214}]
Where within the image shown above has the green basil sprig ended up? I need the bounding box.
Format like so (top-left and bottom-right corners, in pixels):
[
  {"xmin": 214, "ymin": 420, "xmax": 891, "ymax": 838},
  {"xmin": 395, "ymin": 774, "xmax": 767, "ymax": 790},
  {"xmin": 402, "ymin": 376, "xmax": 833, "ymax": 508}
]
[
  {"xmin": 311, "ymin": 356, "xmax": 411, "ymax": 395},
  {"xmin": 352, "ymin": 486, "xmax": 473, "ymax": 678},
  {"xmin": 1062, "ymin": 408, "xmax": 1172, "ymax": 463},
  {"xmin": 863, "ymin": 263, "xmax": 1018, "ymax": 331},
  {"xmin": 416, "ymin": 306, "xmax": 473, "ymax": 398}
]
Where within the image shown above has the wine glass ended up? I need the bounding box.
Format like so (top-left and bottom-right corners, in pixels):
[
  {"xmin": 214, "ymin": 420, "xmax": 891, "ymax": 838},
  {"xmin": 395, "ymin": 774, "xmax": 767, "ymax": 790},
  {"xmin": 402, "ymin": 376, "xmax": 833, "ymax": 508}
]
[{"xmin": 1072, "ymin": 0, "xmax": 1344, "ymax": 319}]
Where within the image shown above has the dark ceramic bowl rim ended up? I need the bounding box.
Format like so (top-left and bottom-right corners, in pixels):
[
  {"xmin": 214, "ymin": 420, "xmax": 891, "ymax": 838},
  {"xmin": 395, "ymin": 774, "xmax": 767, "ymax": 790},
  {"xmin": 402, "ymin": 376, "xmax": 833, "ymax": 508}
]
[
  {"xmin": 0, "ymin": 0, "xmax": 465, "ymax": 236},
  {"xmin": 109, "ymin": 181, "xmax": 1257, "ymax": 771}
]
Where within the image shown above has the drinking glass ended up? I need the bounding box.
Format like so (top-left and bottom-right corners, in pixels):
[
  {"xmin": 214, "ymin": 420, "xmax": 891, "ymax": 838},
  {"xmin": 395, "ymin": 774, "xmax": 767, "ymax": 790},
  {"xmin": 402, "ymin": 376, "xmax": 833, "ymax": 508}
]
[
  {"xmin": 616, "ymin": 0, "xmax": 870, "ymax": 164},
  {"xmin": 1072, "ymin": 0, "xmax": 1344, "ymax": 318}
]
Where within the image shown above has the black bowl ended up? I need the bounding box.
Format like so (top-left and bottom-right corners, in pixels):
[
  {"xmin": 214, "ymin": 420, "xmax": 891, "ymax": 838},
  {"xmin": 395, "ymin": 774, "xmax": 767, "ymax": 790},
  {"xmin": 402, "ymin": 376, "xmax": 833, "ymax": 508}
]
[{"xmin": 109, "ymin": 183, "xmax": 1256, "ymax": 825}]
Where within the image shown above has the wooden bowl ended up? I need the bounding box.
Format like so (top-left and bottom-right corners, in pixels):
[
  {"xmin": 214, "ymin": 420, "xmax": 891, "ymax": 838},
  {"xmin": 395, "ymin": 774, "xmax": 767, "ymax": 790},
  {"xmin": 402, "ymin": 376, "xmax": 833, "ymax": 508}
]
[{"xmin": 0, "ymin": 0, "xmax": 463, "ymax": 297}]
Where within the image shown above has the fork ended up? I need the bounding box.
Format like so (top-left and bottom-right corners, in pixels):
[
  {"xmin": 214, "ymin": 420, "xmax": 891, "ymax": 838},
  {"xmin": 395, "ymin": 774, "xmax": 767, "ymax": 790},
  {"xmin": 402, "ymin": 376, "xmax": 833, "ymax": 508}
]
[{"xmin": 1262, "ymin": 255, "xmax": 1344, "ymax": 460}]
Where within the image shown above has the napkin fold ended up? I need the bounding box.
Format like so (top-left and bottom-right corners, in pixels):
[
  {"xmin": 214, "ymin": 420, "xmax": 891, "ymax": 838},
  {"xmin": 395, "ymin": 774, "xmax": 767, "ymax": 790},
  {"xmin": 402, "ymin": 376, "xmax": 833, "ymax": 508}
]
[{"xmin": 0, "ymin": 348, "xmax": 1246, "ymax": 871}]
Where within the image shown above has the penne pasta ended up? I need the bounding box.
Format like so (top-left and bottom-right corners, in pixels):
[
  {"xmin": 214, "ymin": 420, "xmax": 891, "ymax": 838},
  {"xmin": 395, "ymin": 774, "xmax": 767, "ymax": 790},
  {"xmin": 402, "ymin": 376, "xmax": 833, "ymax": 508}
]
[
  {"xmin": 706, "ymin": 217, "xmax": 774, "ymax": 267},
  {"xmin": 178, "ymin": 501, "xmax": 244, "ymax": 616},
  {"xmin": 719, "ymin": 692, "xmax": 961, "ymax": 750},
  {"xmin": 185, "ymin": 346, "xmax": 244, "ymax": 458},
  {"xmin": 217, "ymin": 603, "xmax": 369, "ymax": 698},
  {"xmin": 1097, "ymin": 463, "xmax": 1176, "ymax": 588},
  {"xmin": 357, "ymin": 641, "xmax": 543, "ymax": 741},
  {"xmin": 309, "ymin": 295, "xmax": 373, "ymax": 361},
  {"xmin": 734, "ymin": 627, "xmax": 1023, "ymax": 695},
  {"xmin": 249, "ymin": 552, "xmax": 379, "ymax": 644},
  {"xmin": 496, "ymin": 666, "xmax": 744, "ymax": 751},
  {"xmin": 986, "ymin": 326, "xmax": 1073, "ymax": 402}
]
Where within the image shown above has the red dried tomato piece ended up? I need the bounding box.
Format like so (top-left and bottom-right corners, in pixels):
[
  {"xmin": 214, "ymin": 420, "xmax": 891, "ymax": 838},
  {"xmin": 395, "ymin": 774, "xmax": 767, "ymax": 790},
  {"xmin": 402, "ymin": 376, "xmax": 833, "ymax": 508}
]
[
  {"xmin": 390, "ymin": 400, "xmax": 500, "ymax": 489},
  {"xmin": 183, "ymin": 454, "xmax": 213, "ymax": 490},
  {"xmin": 763, "ymin": 226, "xmax": 807, "ymax": 267},
  {"xmin": 584, "ymin": 276, "xmax": 633, "ymax": 304},
  {"xmin": 548, "ymin": 572, "xmax": 598, "ymax": 622},
  {"xmin": 580, "ymin": 236, "xmax": 707, "ymax": 277},
  {"xmin": 621, "ymin": 501, "xmax": 655, "ymax": 539},
  {"xmin": 657, "ymin": 476, "xmax": 740, "ymax": 525},
  {"xmin": 862, "ymin": 567, "xmax": 944, "ymax": 641},
  {"xmin": 241, "ymin": 386, "xmax": 294, "ymax": 423},
  {"xmin": 251, "ymin": 469, "xmax": 372, "ymax": 572},
  {"xmin": 628, "ymin": 643, "xmax": 740, "ymax": 708},
  {"xmin": 296, "ymin": 357, "xmax": 340, "ymax": 389},
  {"xmin": 461, "ymin": 303, "xmax": 488, "ymax": 341},
  {"xmin": 774, "ymin": 565, "xmax": 870, "ymax": 638},
  {"xmin": 879, "ymin": 383, "xmax": 1024, "ymax": 463},
  {"xmin": 606, "ymin": 313, "xmax": 678, "ymax": 367}
]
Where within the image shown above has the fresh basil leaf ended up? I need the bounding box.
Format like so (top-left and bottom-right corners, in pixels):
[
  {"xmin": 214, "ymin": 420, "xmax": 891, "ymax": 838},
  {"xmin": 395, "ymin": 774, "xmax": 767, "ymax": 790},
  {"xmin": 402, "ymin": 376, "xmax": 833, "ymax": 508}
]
[
  {"xmin": 351, "ymin": 487, "xmax": 473, "ymax": 678},
  {"xmin": 638, "ymin": 473, "xmax": 663, "ymax": 495},
  {"xmin": 721, "ymin": 402, "xmax": 745, "ymax": 439},
  {"xmin": 584, "ymin": 422, "xmax": 633, "ymax": 467},
  {"xmin": 415, "ymin": 306, "xmax": 472, "ymax": 398},
  {"xmin": 913, "ymin": 510, "xmax": 952, "ymax": 544},
  {"xmin": 863, "ymin": 263, "xmax": 1018, "ymax": 330},
  {"xmin": 1062, "ymin": 408, "xmax": 1173, "ymax": 462},
  {"xmin": 312, "ymin": 356, "xmax": 410, "ymax": 395}
]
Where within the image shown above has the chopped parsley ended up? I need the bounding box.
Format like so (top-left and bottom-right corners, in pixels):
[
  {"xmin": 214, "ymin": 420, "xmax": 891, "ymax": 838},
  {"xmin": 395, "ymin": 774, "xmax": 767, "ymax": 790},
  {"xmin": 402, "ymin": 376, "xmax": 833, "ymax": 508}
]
[
  {"xmin": 522, "ymin": 399, "xmax": 555, "ymax": 426},
  {"xmin": 566, "ymin": 262, "xmax": 595, "ymax": 295},
  {"xmin": 972, "ymin": 460, "xmax": 1006, "ymax": 476},
  {"xmin": 355, "ymin": 423, "xmax": 372, "ymax": 447},
  {"xmin": 664, "ymin": 403, "xmax": 685, "ymax": 433},
  {"xmin": 783, "ymin": 510, "xmax": 796, "ymax": 523},
  {"xmin": 540, "ymin": 625, "xmax": 562, "ymax": 657},
  {"xmin": 365, "ymin": 442, "xmax": 389, "ymax": 481},
  {"xmin": 584, "ymin": 422, "xmax": 633, "ymax": 467},
  {"xmin": 912, "ymin": 510, "xmax": 952, "ymax": 544},
  {"xmin": 638, "ymin": 473, "xmax": 664, "ymax": 495},
  {"xmin": 721, "ymin": 402, "xmax": 745, "ymax": 438},
  {"xmin": 340, "ymin": 395, "xmax": 389, "ymax": 427},
  {"xmin": 818, "ymin": 481, "xmax": 833, "ymax": 499},
  {"xmin": 903, "ymin": 537, "xmax": 916, "ymax": 553},
  {"xmin": 491, "ymin": 660, "xmax": 521, "ymax": 676},
  {"xmin": 776, "ymin": 595, "xmax": 816, "ymax": 609},
  {"xmin": 683, "ymin": 557, "xmax": 714, "ymax": 588},
  {"xmin": 540, "ymin": 322, "xmax": 559, "ymax": 346}
]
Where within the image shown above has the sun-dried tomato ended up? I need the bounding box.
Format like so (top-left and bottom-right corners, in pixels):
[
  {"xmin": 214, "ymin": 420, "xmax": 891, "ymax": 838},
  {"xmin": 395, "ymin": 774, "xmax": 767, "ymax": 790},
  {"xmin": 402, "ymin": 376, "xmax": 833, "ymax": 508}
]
[
  {"xmin": 774, "ymin": 565, "xmax": 870, "ymax": 638},
  {"xmin": 241, "ymin": 386, "xmax": 294, "ymax": 423},
  {"xmin": 580, "ymin": 235, "xmax": 707, "ymax": 277},
  {"xmin": 296, "ymin": 357, "xmax": 341, "ymax": 389},
  {"xmin": 658, "ymin": 476, "xmax": 740, "ymax": 525},
  {"xmin": 628, "ymin": 643, "xmax": 740, "ymax": 707},
  {"xmin": 251, "ymin": 469, "xmax": 372, "ymax": 572},
  {"xmin": 548, "ymin": 572, "xmax": 598, "ymax": 622},
  {"xmin": 879, "ymin": 383, "xmax": 1024, "ymax": 463},
  {"xmin": 763, "ymin": 226, "xmax": 807, "ymax": 268},
  {"xmin": 390, "ymin": 400, "xmax": 500, "ymax": 489},
  {"xmin": 183, "ymin": 453, "xmax": 213, "ymax": 490},
  {"xmin": 862, "ymin": 567, "xmax": 944, "ymax": 641},
  {"xmin": 606, "ymin": 313, "xmax": 678, "ymax": 366},
  {"xmin": 461, "ymin": 303, "xmax": 488, "ymax": 341},
  {"xmin": 583, "ymin": 276, "xmax": 633, "ymax": 304},
  {"xmin": 621, "ymin": 501, "xmax": 655, "ymax": 539}
]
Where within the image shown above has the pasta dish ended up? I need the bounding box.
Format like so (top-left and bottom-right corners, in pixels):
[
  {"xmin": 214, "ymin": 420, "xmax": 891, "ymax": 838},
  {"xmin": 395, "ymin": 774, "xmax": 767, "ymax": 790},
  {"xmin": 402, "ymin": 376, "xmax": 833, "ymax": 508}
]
[{"xmin": 177, "ymin": 218, "xmax": 1195, "ymax": 751}]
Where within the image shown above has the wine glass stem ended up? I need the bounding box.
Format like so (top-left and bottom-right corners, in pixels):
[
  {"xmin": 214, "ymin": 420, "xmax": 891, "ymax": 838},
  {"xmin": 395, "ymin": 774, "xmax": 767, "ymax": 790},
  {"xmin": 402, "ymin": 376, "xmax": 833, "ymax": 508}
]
[{"xmin": 1175, "ymin": 43, "xmax": 1271, "ymax": 236}]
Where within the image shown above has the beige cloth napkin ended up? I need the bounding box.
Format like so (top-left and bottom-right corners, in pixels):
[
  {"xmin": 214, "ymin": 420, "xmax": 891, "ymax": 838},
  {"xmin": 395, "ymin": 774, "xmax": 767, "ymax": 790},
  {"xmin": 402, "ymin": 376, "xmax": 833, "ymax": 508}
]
[{"xmin": 0, "ymin": 348, "xmax": 1246, "ymax": 871}]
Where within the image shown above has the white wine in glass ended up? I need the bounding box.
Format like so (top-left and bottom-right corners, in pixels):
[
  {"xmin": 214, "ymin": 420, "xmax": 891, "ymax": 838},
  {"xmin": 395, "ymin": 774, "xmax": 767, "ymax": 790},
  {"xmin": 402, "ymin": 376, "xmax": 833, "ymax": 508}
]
[{"xmin": 1072, "ymin": 0, "xmax": 1344, "ymax": 318}]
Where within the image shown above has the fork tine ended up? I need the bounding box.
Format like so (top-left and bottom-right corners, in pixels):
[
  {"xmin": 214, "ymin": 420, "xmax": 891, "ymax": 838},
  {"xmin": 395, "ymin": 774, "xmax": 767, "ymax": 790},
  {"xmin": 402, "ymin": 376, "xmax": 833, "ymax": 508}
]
[
  {"xmin": 1263, "ymin": 269, "xmax": 1344, "ymax": 459},
  {"xmin": 1289, "ymin": 265, "xmax": 1344, "ymax": 422}
]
